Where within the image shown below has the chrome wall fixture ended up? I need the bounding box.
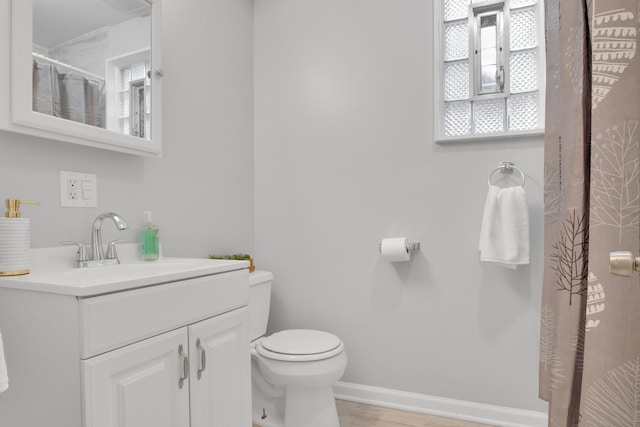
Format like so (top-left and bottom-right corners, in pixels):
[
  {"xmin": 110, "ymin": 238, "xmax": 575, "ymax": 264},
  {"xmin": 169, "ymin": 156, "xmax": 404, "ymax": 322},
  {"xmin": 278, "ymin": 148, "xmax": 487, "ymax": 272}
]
[{"xmin": 487, "ymin": 161, "xmax": 526, "ymax": 187}]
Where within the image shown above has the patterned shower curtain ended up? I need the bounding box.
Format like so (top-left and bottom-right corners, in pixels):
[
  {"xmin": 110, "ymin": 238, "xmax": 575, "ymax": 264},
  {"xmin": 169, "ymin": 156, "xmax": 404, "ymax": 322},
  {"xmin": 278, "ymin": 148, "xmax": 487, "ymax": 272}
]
[{"xmin": 540, "ymin": 0, "xmax": 640, "ymax": 425}]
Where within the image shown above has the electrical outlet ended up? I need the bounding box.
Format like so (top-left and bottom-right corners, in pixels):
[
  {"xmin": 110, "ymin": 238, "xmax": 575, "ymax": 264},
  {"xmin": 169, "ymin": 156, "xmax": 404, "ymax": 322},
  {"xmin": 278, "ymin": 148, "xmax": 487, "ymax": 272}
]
[
  {"xmin": 60, "ymin": 171, "xmax": 97, "ymax": 207},
  {"xmin": 68, "ymin": 177, "xmax": 79, "ymax": 200}
]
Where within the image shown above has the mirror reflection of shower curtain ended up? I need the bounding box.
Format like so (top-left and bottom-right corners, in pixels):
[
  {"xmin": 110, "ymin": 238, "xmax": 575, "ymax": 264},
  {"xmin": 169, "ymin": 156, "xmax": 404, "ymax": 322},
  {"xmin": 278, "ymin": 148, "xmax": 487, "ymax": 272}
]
[{"xmin": 32, "ymin": 61, "xmax": 105, "ymax": 128}]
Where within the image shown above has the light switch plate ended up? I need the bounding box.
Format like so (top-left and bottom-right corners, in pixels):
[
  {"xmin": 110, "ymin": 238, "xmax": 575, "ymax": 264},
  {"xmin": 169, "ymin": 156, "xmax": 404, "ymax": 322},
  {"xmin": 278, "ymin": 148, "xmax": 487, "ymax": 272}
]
[{"xmin": 60, "ymin": 171, "xmax": 97, "ymax": 207}]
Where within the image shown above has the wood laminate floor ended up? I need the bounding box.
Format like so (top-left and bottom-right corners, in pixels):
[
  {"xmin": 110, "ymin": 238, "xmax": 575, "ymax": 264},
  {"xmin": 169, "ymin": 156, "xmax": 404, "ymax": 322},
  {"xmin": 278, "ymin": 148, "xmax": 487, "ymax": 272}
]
[{"xmin": 252, "ymin": 399, "xmax": 495, "ymax": 427}]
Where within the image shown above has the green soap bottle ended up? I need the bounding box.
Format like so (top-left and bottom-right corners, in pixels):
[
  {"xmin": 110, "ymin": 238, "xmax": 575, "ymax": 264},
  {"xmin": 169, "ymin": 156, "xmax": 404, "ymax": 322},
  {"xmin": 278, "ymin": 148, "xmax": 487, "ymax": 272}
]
[{"xmin": 140, "ymin": 211, "xmax": 159, "ymax": 261}]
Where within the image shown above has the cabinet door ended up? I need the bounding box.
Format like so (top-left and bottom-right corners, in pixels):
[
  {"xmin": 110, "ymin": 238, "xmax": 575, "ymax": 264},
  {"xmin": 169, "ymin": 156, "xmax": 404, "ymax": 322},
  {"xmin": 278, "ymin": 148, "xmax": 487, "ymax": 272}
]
[
  {"xmin": 189, "ymin": 307, "xmax": 251, "ymax": 427},
  {"xmin": 81, "ymin": 328, "xmax": 190, "ymax": 427}
]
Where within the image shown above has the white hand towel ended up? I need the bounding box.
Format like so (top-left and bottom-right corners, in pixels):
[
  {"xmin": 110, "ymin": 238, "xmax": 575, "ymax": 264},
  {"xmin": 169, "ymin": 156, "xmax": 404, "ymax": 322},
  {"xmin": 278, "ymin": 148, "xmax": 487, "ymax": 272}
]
[
  {"xmin": 0, "ymin": 331, "xmax": 8, "ymax": 393},
  {"xmin": 479, "ymin": 185, "xmax": 530, "ymax": 269}
]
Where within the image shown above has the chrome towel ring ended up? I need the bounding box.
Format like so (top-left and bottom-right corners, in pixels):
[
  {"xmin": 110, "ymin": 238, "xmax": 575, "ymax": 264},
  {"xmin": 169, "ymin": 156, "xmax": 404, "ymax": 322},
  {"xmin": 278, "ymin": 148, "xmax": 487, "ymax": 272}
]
[{"xmin": 488, "ymin": 162, "xmax": 525, "ymax": 187}]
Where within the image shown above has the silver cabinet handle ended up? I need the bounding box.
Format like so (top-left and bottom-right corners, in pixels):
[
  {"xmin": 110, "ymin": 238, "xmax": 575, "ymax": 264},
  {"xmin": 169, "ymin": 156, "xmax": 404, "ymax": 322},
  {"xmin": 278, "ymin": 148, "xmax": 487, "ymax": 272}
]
[
  {"xmin": 609, "ymin": 251, "xmax": 640, "ymax": 276},
  {"xmin": 196, "ymin": 338, "xmax": 206, "ymax": 380},
  {"xmin": 178, "ymin": 344, "xmax": 189, "ymax": 389}
]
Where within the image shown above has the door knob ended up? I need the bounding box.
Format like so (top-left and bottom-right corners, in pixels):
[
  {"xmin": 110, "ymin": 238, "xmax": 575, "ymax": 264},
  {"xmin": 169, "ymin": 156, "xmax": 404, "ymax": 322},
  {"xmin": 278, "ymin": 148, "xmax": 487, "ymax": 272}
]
[{"xmin": 609, "ymin": 251, "xmax": 640, "ymax": 276}]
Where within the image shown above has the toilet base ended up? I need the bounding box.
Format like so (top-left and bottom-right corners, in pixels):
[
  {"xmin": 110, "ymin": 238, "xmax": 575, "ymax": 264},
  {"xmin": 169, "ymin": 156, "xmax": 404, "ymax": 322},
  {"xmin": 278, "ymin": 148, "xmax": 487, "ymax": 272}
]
[
  {"xmin": 252, "ymin": 407, "xmax": 284, "ymax": 427},
  {"xmin": 252, "ymin": 386, "xmax": 339, "ymax": 427},
  {"xmin": 251, "ymin": 334, "xmax": 347, "ymax": 427},
  {"xmin": 284, "ymin": 385, "xmax": 340, "ymax": 427}
]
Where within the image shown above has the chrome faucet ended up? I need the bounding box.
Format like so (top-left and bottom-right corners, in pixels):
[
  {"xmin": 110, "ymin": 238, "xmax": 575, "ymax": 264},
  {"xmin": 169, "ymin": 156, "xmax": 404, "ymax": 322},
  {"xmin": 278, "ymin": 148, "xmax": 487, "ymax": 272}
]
[{"xmin": 91, "ymin": 212, "xmax": 129, "ymax": 261}]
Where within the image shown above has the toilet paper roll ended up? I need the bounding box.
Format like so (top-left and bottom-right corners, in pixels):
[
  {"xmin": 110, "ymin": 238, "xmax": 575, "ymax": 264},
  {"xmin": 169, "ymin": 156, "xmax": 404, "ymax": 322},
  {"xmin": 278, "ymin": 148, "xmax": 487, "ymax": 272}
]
[{"xmin": 380, "ymin": 237, "xmax": 410, "ymax": 262}]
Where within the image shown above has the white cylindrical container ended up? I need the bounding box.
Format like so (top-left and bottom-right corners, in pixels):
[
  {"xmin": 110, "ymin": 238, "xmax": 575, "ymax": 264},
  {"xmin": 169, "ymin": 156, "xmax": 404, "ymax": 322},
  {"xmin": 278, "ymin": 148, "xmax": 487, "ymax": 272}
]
[{"xmin": 0, "ymin": 218, "xmax": 31, "ymax": 276}]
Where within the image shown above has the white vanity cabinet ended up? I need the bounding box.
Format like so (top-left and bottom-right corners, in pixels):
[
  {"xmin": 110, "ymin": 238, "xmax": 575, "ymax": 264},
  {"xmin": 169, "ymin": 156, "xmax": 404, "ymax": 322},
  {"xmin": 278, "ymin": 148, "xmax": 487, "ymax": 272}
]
[
  {"xmin": 82, "ymin": 327, "xmax": 191, "ymax": 427},
  {"xmin": 83, "ymin": 307, "xmax": 249, "ymax": 427},
  {"xmin": 0, "ymin": 264, "xmax": 251, "ymax": 427}
]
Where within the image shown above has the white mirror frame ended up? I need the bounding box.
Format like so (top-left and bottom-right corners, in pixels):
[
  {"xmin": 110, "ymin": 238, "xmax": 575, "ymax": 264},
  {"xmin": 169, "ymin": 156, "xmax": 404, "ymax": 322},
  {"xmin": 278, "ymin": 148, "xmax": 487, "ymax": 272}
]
[{"xmin": 10, "ymin": 0, "xmax": 162, "ymax": 157}]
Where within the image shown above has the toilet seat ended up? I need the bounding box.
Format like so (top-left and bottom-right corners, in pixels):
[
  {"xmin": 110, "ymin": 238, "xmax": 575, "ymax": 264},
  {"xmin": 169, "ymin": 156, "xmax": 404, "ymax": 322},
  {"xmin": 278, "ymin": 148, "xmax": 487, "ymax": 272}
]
[{"xmin": 257, "ymin": 329, "xmax": 344, "ymax": 362}]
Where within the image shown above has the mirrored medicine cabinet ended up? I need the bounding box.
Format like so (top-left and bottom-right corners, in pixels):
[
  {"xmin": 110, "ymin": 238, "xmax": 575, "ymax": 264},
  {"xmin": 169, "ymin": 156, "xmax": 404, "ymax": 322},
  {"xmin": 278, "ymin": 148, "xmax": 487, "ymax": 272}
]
[{"xmin": 6, "ymin": 0, "xmax": 163, "ymax": 156}]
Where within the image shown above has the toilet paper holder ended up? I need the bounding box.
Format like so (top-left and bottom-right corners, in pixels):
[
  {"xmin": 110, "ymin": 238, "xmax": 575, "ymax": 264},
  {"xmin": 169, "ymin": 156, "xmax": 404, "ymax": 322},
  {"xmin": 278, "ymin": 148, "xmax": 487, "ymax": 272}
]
[{"xmin": 378, "ymin": 240, "xmax": 421, "ymax": 253}]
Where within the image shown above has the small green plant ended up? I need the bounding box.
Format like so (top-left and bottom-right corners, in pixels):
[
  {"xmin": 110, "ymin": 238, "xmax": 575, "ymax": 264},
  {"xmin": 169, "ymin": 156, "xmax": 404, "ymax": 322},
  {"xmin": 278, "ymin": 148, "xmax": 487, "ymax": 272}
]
[{"xmin": 210, "ymin": 253, "xmax": 251, "ymax": 260}]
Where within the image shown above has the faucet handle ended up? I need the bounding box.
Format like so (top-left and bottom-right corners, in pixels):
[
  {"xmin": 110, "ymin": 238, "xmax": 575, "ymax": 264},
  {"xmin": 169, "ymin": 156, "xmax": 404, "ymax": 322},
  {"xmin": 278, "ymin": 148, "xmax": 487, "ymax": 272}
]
[
  {"xmin": 106, "ymin": 239, "xmax": 127, "ymax": 263},
  {"xmin": 60, "ymin": 241, "xmax": 89, "ymax": 268}
]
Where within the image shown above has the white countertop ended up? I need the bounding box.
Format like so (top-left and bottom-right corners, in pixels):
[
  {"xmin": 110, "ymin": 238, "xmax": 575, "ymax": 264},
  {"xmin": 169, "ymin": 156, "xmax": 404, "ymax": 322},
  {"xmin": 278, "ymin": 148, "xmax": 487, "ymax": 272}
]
[{"xmin": 0, "ymin": 244, "xmax": 249, "ymax": 297}]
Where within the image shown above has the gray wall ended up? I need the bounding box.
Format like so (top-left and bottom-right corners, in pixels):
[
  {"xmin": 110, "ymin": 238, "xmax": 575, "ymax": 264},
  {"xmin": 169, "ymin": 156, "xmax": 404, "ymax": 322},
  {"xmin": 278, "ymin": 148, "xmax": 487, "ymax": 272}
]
[
  {"xmin": 254, "ymin": 0, "xmax": 547, "ymax": 412},
  {"xmin": 0, "ymin": 0, "xmax": 254, "ymax": 258},
  {"xmin": 0, "ymin": 0, "xmax": 547, "ymax": 415}
]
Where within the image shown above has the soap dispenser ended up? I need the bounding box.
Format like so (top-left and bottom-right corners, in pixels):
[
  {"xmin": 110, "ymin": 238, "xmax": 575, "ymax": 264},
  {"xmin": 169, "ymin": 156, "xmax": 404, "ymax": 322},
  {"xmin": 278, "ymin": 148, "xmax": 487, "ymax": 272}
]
[
  {"xmin": 0, "ymin": 199, "xmax": 40, "ymax": 276},
  {"xmin": 140, "ymin": 211, "xmax": 159, "ymax": 261}
]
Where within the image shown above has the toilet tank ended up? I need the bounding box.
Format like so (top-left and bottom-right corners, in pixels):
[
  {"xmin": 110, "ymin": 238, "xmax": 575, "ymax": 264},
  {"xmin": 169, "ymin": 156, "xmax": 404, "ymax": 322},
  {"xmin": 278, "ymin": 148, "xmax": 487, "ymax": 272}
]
[{"xmin": 249, "ymin": 270, "xmax": 273, "ymax": 341}]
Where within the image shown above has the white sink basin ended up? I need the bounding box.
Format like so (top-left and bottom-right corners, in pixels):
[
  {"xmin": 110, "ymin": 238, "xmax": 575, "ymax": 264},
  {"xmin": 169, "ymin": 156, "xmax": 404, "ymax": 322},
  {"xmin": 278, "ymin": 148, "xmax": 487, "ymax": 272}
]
[
  {"xmin": 38, "ymin": 259, "xmax": 216, "ymax": 282},
  {"xmin": 0, "ymin": 245, "xmax": 249, "ymax": 296}
]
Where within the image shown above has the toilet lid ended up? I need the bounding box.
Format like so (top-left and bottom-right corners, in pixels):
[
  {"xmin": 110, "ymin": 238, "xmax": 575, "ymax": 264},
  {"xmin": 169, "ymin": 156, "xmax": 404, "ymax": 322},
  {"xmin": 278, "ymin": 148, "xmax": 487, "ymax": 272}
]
[{"xmin": 257, "ymin": 329, "xmax": 343, "ymax": 361}]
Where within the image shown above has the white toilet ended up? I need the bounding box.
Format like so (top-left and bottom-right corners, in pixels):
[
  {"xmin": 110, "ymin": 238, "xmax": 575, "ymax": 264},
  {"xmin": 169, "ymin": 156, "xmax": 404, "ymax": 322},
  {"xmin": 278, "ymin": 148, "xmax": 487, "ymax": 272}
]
[{"xmin": 249, "ymin": 270, "xmax": 348, "ymax": 427}]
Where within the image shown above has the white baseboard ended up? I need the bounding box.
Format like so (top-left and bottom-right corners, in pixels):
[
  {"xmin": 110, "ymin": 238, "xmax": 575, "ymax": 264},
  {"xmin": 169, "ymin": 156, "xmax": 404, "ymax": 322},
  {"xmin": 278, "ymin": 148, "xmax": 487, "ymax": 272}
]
[{"xmin": 333, "ymin": 381, "xmax": 548, "ymax": 427}]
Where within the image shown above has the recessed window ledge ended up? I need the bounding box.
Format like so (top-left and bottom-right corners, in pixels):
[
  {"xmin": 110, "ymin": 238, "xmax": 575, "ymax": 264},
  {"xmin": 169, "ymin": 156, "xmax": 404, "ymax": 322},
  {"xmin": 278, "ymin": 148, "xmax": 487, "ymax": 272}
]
[{"xmin": 435, "ymin": 128, "xmax": 545, "ymax": 144}]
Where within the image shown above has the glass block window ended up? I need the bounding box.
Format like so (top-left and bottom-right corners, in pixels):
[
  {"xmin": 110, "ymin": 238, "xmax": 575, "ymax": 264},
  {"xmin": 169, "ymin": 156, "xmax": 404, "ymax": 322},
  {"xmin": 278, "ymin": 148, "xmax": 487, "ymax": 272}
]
[
  {"xmin": 118, "ymin": 60, "xmax": 151, "ymax": 140},
  {"xmin": 445, "ymin": 0, "xmax": 469, "ymax": 21},
  {"xmin": 474, "ymin": 98, "xmax": 505, "ymax": 133},
  {"xmin": 444, "ymin": 62, "xmax": 470, "ymax": 100},
  {"xmin": 438, "ymin": 0, "xmax": 544, "ymax": 139},
  {"xmin": 445, "ymin": 101, "xmax": 472, "ymax": 136},
  {"xmin": 444, "ymin": 21, "xmax": 469, "ymax": 61}
]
